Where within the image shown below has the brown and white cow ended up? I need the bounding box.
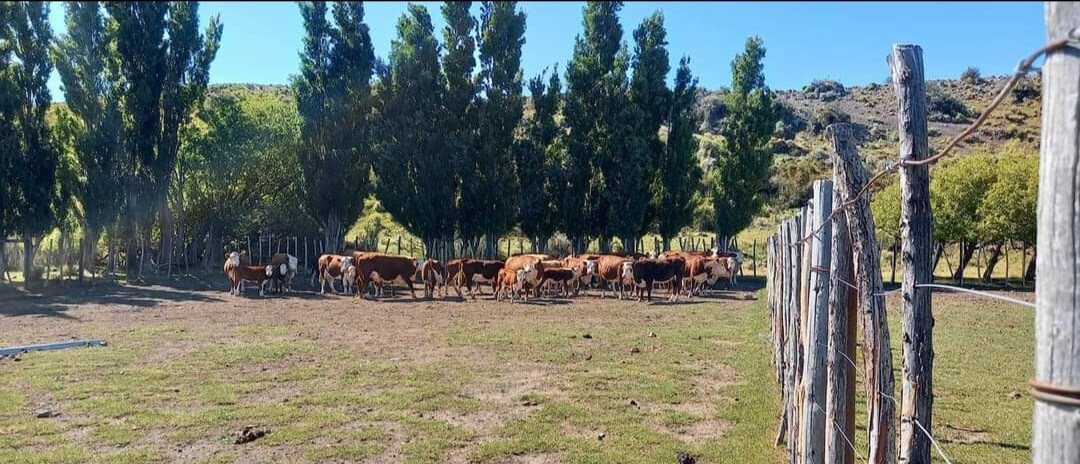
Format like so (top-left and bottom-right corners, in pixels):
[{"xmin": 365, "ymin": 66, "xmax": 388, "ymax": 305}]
[
  {"xmin": 224, "ymin": 252, "xmax": 242, "ymax": 292},
  {"xmin": 420, "ymin": 258, "xmax": 448, "ymax": 298},
  {"xmin": 495, "ymin": 268, "xmax": 529, "ymax": 302},
  {"xmin": 540, "ymin": 267, "xmax": 582, "ymax": 297},
  {"xmin": 270, "ymin": 253, "xmax": 299, "ymax": 293},
  {"xmin": 631, "ymin": 257, "xmax": 685, "ymax": 302},
  {"xmin": 353, "ymin": 253, "xmax": 419, "ymax": 299},
  {"xmin": 562, "ymin": 257, "xmax": 598, "ymax": 295},
  {"xmin": 315, "ymin": 254, "xmax": 353, "ymax": 294},
  {"xmin": 230, "ymin": 264, "xmax": 275, "ymax": 297},
  {"xmin": 504, "ymin": 255, "xmax": 546, "ymax": 300},
  {"xmin": 713, "ymin": 251, "xmax": 744, "ymax": 286},
  {"xmin": 595, "ymin": 255, "xmax": 635, "ymax": 299},
  {"xmin": 447, "ymin": 259, "xmax": 504, "ymax": 299}
]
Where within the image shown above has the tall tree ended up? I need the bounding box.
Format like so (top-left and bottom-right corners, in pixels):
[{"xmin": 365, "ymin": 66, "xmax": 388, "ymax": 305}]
[
  {"xmin": 710, "ymin": 36, "xmax": 778, "ymax": 250},
  {"xmin": 617, "ymin": 10, "xmax": 670, "ymax": 251},
  {"xmin": 0, "ymin": 3, "xmax": 19, "ymax": 280},
  {"xmin": 107, "ymin": 2, "xmax": 221, "ymax": 274},
  {"xmin": 6, "ymin": 2, "xmax": 58, "ymax": 282},
  {"xmin": 292, "ymin": 1, "xmax": 375, "ymax": 253},
  {"xmin": 54, "ymin": 1, "xmax": 126, "ymax": 279},
  {"xmin": 930, "ymin": 153, "xmax": 996, "ymax": 281},
  {"xmin": 374, "ymin": 5, "xmax": 455, "ymax": 259},
  {"xmin": 561, "ymin": 1, "xmax": 627, "ymax": 253},
  {"xmin": 517, "ymin": 68, "xmax": 562, "ymax": 253},
  {"xmin": 652, "ymin": 56, "xmax": 701, "ymax": 250},
  {"xmin": 464, "ymin": 0, "xmax": 526, "ymax": 258},
  {"xmin": 439, "ymin": 1, "xmax": 476, "ymax": 256}
]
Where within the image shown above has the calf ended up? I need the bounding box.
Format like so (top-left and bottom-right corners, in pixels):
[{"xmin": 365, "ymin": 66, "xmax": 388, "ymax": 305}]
[
  {"xmin": 315, "ymin": 254, "xmax": 353, "ymax": 294},
  {"xmin": 541, "ymin": 267, "xmax": 581, "ymax": 297},
  {"xmin": 504, "ymin": 255, "xmax": 547, "ymax": 299},
  {"xmin": 595, "ymin": 255, "xmax": 635, "ymax": 299},
  {"xmin": 713, "ymin": 250, "xmax": 744, "ymax": 286},
  {"xmin": 448, "ymin": 259, "xmax": 504, "ymax": 299},
  {"xmin": 270, "ymin": 253, "xmax": 299, "ymax": 293},
  {"xmin": 353, "ymin": 253, "xmax": 419, "ymax": 299},
  {"xmin": 266, "ymin": 263, "xmax": 290, "ymax": 295},
  {"xmin": 230, "ymin": 264, "xmax": 275, "ymax": 297},
  {"xmin": 341, "ymin": 262, "xmax": 358, "ymax": 295},
  {"xmin": 420, "ymin": 258, "xmax": 448, "ymax": 298},
  {"xmin": 562, "ymin": 257, "xmax": 597, "ymax": 295},
  {"xmin": 631, "ymin": 257, "xmax": 685, "ymax": 302},
  {"xmin": 495, "ymin": 268, "xmax": 529, "ymax": 302}
]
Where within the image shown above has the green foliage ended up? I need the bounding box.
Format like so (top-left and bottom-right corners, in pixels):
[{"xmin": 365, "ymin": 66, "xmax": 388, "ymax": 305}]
[
  {"xmin": 927, "ymin": 82, "xmax": 973, "ymax": 123},
  {"xmin": 461, "ymin": 1, "xmax": 526, "ymax": 255},
  {"xmin": 625, "ymin": 11, "xmax": 670, "ymax": 244},
  {"xmin": 561, "ymin": 1, "xmax": 629, "ymax": 250},
  {"xmin": 374, "ymin": 4, "xmax": 454, "ymax": 248},
  {"xmin": 960, "ymin": 66, "xmax": 981, "ymax": 84},
  {"xmin": 0, "ymin": 4, "xmax": 22, "ymax": 239},
  {"xmin": 53, "ymin": 1, "xmax": 126, "ymax": 241},
  {"xmin": 517, "ymin": 68, "xmax": 563, "ymax": 249},
  {"xmin": 440, "ymin": 0, "xmax": 476, "ymax": 246},
  {"xmin": 808, "ymin": 104, "xmax": 850, "ymax": 134},
  {"xmin": 292, "ymin": 1, "xmax": 375, "ymax": 250},
  {"xmin": 769, "ymin": 157, "xmax": 829, "ymax": 209},
  {"xmin": 869, "ymin": 179, "xmax": 902, "ymax": 246},
  {"xmin": 181, "ymin": 92, "xmax": 304, "ymax": 240},
  {"xmin": 930, "ymin": 153, "xmax": 997, "ymax": 244},
  {"xmin": 710, "ymin": 36, "xmax": 779, "ymax": 243},
  {"xmin": 978, "ymin": 142, "xmax": 1037, "ymax": 245},
  {"xmin": 5, "ymin": 1, "xmax": 59, "ymax": 240},
  {"xmin": 801, "ymin": 78, "xmax": 846, "ymax": 101},
  {"xmin": 652, "ymin": 56, "xmax": 701, "ymax": 242}
]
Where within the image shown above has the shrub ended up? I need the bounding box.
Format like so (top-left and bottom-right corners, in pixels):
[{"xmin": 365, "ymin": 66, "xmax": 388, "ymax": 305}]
[
  {"xmin": 960, "ymin": 67, "xmax": 982, "ymax": 84},
  {"xmin": 809, "ymin": 104, "xmax": 850, "ymax": 133},
  {"xmin": 802, "ymin": 79, "xmax": 847, "ymax": 101},
  {"xmin": 1011, "ymin": 78, "xmax": 1040, "ymax": 103},
  {"xmin": 927, "ymin": 84, "xmax": 974, "ymax": 123}
]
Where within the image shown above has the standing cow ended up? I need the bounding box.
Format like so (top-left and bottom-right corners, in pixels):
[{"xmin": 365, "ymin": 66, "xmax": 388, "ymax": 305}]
[
  {"xmin": 353, "ymin": 253, "xmax": 419, "ymax": 299},
  {"xmin": 631, "ymin": 257, "xmax": 685, "ymax": 302},
  {"xmin": 270, "ymin": 253, "xmax": 299, "ymax": 293},
  {"xmin": 562, "ymin": 257, "xmax": 598, "ymax": 295},
  {"xmin": 447, "ymin": 259, "xmax": 504, "ymax": 299},
  {"xmin": 504, "ymin": 255, "xmax": 547, "ymax": 300},
  {"xmin": 315, "ymin": 254, "xmax": 353, "ymax": 294},
  {"xmin": 420, "ymin": 258, "xmax": 448, "ymax": 298},
  {"xmin": 595, "ymin": 255, "xmax": 635, "ymax": 299}
]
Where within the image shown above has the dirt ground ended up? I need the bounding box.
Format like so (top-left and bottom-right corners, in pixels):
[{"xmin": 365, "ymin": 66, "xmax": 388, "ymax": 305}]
[{"xmin": 0, "ymin": 276, "xmax": 779, "ymax": 464}]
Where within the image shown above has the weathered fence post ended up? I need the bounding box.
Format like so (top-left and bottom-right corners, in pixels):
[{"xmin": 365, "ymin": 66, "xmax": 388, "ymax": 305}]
[
  {"xmin": 890, "ymin": 43, "xmax": 934, "ymax": 464},
  {"xmin": 753, "ymin": 238, "xmax": 758, "ymax": 277},
  {"xmin": 828, "ymin": 123, "xmax": 895, "ymax": 464},
  {"xmin": 824, "ymin": 167, "xmax": 855, "ymax": 464},
  {"xmin": 1032, "ymin": 3, "xmax": 1080, "ymax": 462},
  {"xmin": 800, "ymin": 180, "xmax": 833, "ymax": 464},
  {"xmin": 786, "ymin": 214, "xmax": 804, "ymax": 463}
]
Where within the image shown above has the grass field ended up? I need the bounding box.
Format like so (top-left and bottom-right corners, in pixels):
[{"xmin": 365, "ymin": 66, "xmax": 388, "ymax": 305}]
[{"xmin": 0, "ymin": 275, "xmax": 1034, "ymax": 463}]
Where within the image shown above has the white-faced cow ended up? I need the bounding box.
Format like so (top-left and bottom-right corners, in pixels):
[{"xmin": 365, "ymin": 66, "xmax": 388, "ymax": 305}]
[
  {"xmin": 315, "ymin": 254, "xmax": 353, "ymax": 294},
  {"xmin": 352, "ymin": 253, "xmax": 419, "ymax": 299}
]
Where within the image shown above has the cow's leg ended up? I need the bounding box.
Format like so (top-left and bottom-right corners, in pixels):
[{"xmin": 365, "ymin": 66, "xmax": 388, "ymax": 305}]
[{"xmin": 406, "ymin": 277, "xmax": 418, "ymax": 299}]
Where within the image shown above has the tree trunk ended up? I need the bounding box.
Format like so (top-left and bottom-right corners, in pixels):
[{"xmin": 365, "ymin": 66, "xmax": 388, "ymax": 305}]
[
  {"xmin": 1032, "ymin": 4, "xmax": 1080, "ymax": 461},
  {"xmin": 890, "ymin": 241, "xmax": 898, "ymax": 284},
  {"xmin": 1025, "ymin": 248, "xmax": 1037, "ymax": 283},
  {"xmin": 951, "ymin": 240, "xmax": 976, "ymax": 282},
  {"xmin": 22, "ymin": 236, "xmax": 34, "ymax": 285},
  {"xmin": 159, "ymin": 195, "xmax": 172, "ymax": 276},
  {"xmin": 323, "ymin": 212, "xmax": 343, "ymax": 255},
  {"xmin": 980, "ymin": 244, "xmax": 1003, "ymax": 283},
  {"xmin": 0, "ymin": 239, "xmax": 7, "ymax": 282},
  {"xmin": 718, "ymin": 234, "xmax": 731, "ymax": 252},
  {"xmin": 931, "ymin": 241, "xmax": 944, "ymax": 274},
  {"xmin": 484, "ymin": 234, "xmax": 498, "ymax": 260},
  {"xmin": 620, "ymin": 235, "xmax": 637, "ymax": 254},
  {"xmin": 892, "ymin": 42, "xmax": 934, "ymax": 464}
]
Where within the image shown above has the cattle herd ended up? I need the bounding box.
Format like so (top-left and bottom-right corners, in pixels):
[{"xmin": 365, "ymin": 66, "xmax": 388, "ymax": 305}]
[{"xmin": 223, "ymin": 249, "xmax": 744, "ymax": 302}]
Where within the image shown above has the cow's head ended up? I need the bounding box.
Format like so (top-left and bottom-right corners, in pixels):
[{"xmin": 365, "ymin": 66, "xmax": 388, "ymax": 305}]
[
  {"xmin": 710, "ymin": 247, "xmax": 719, "ymax": 258},
  {"xmin": 585, "ymin": 260, "xmax": 597, "ymax": 275},
  {"xmin": 288, "ymin": 255, "xmax": 298, "ymax": 271},
  {"xmin": 343, "ymin": 264, "xmax": 357, "ymax": 282},
  {"xmin": 279, "ymin": 263, "xmax": 288, "ymax": 276},
  {"xmin": 342, "ymin": 256, "xmax": 354, "ymax": 267},
  {"xmin": 228, "ymin": 252, "xmax": 240, "ymax": 267},
  {"xmin": 571, "ymin": 267, "xmax": 582, "ymax": 279},
  {"xmin": 515, "ymin": 269, "xmax": 528, "ymax": 287},
  {"xmin": 620, "ymin": 261, "xmax": 634, "ymax": 281},
  {"xmin": 264, "ymin": 265, "xmax": 274, "ymax": 276},
  {"xmin": 647, "ymin": 251, "xmax": 658, "ymax": 259}
]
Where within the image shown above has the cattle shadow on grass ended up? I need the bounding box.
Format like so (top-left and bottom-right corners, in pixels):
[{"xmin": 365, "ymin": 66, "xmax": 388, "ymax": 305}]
[{"xmin": 0, "ymin": 281, "xmax": 224, "ymax": 319}]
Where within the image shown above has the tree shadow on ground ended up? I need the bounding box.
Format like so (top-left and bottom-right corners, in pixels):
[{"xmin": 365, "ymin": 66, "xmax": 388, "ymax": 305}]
[{"xmin": 0, "ymin": 280, "xmax": 224, "ymax": 319}]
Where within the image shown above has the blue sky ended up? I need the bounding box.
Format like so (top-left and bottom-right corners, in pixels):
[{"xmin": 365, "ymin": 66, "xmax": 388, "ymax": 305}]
[{"xmin": 46, "ymin": 1, "xmax": 1045, "ymax": 99}]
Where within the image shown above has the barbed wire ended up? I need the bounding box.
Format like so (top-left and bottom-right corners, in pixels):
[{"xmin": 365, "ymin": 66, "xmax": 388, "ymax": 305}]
[{"xmin": 789, "ymin": 36, "xmax": 1080, "ymax": 247}]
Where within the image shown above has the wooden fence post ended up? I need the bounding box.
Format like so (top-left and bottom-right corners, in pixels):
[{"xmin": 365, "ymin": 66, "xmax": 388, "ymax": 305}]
[
  {"xmin": 786, "ymin": 214, "xmax": 804, "ymax": 463},
  {"xmin": 753, "ymin": 238, "xmax": 758, "ymax": 277},
  {"xmin": 800, "ymin": 180, "xmax": 833, "ymax": 464},
  {"xmin": 828, "ymin": 123, "xmax": 896, "ymax": 464},
  {"xmin": 1032, "ymin": 4, "xmax": 1080, "ymax": 462},
  {"xmin": 891, "ymin": 43, "xmax": 935, "ymax": 464},
  {"xmin": 824, "ymin": 173, "xmax": 855, "ymax": 464},
  {"xmin": 775, "ymin": 219, "xmax": 793, "ymax": 449}
]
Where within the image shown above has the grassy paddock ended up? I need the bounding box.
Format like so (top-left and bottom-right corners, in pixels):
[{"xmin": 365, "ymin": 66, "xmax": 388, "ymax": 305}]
[{"xmin": 0, "ymin": 278, "xmax": 1033, "ymax": 463}]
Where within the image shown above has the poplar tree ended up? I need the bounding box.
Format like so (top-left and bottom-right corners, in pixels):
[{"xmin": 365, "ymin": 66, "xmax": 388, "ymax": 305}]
[
  {"xmin": 710, "ymin": 36, "xmax": 778, "ymax": 250},
  {"xmin": 653, "ymin": 57, "xmax": 701, "ymax": 250},
  {"xmin": 466, "ymin": 0, "xmax": 525, "ymax": 258},
  {"xmin": 440, "ymin": 1, "xmax": 476, "ymax": 255},
  {"xmin": 54, "ymin": 1, "xmax": 126, "ymax": 278},
  {"xmin": 0, "ymin": 3, "xmax": 19, "ymax": 279},
  {"xmin": 374, "ymin": 5, "xmax": 455, "ymax": 259},
  {"xmin": 107, "ymin": 1, "xmax": 221, "ymax": 273},
  {"xmin": 292, "ymin": 1, "xmax": 375, "ymax": 252},
  {"xmin": 561, "ymin": 1, "xmax": 627, "ymax": 253},
  {"xmin": 6, "ymin": 2, "xmax": 58, "ymax": 282},
  {"xmin": 517, "ymin": 68, "xmax": 561, "ymax": 253}
]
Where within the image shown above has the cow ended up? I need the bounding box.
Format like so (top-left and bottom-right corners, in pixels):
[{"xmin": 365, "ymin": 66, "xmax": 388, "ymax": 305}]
[
  {"xmin": 230, "ymin": 264, "xmax": 276, "ymax": 297},
  {"xmin": 511, "ymin": 252, "xmax": 558, "ymax": 261},
  {"xmin": 352, "ymin": 253, "xmax": 419, "ymax": 299},
  {"xmin": 341, "ymin": 262, "xmax": 358, "ymax": 295},
  {"xmin": 224, "ymin": 252, "xmax": 242, "ymax": 292},
  {"xmin": 709, "ymin": 256, "xmax": 738, "ymax": 290},
  {"xmin": 504, "ymin": 255, "xmax": 547, "ymax": 300},
  {"xmin": 315, "ymin": 254, "xmax": 353, "ymax": 294},
  {"xmin": 270, "ymin": 253, "xmax": 299, "ymax": 293},
  {"xmin": 540, "ymin": 267, "xmax": 582, "ymax": 297},
  {"xmin": 562, "ymin": 257, "xmax": 598, "ymax": 295},
  {"xmin": 595, "ymin": 255, "xmax": 635, "ymax": 299},
  {"xmin": 446, "ymin": 259, "xmax": 504, "ymax": 299},
  {"xmin": 266, "ymin": 262, "xmax": 290, "ymax": 295},
  {"xmin": 681, "ymin": 255, "xmax": 724, "ymax": 296},
  {"xmin": 420, "ymin": 258, "xmax": 447, "ymax": 298},
  {"xmin": 495, "ymin": 268, "xmax": 529, "ymax": 302},
  {"xmin": 631, "ymin": 257, "xmax": 685, "ymax": 302},
  {"xmin": 713, "ymin": 251, "xmax": 744, "ymax": 286}
]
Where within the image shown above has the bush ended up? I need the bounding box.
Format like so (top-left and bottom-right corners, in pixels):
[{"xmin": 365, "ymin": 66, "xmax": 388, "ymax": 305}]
[
  {"xmin": 802, "ymin": 79, "xmax": 847, "ymax": 101},
  {"xmin": 1011, "ymin": 78, "xmax": 1040, "ymax": 103},
  {"xmin": 809, "ymin": 104, "xmax": 850, "ymax": 134},
  {"xmin": 927, "ymin": 84, "xmax": 974, "ymax": 123},
  {"xmin": 960, "ymin": 67, "xmax": 982, "ymax": 84}
]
